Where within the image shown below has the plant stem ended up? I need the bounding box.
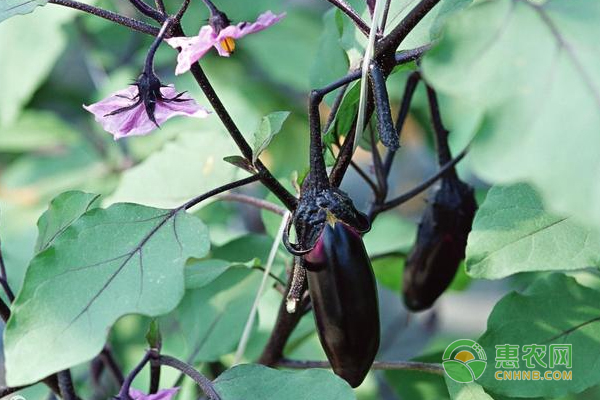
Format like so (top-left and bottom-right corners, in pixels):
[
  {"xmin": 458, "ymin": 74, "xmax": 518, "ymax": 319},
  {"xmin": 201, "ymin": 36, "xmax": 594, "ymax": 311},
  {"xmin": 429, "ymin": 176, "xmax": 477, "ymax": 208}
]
[
  {"xmin": 383, "ymin": 71, "xmax": 421, "ymax": 176},
  {"xmin": 48, "ymin": 0, "xmax": 160, "ymax": 36},
  {"xmin": 128, "ymin": 0, "xmax": 164, "ymax": 22},
  {"xmin": 376, "ymin": 0, "xmax": 441, "ymax": 59},
  {"xmin": 372, "ymin": 147, "xmax": 468, "ymax": 215},
  {"xmin": 0, "ymin": 386, "xmax": 25, "ymax": 398},
  {"xmin": 217, "ymin": 193, "xmax": 286, "ymax": 216},
  {"xmin": 186, "ymin": 63, "xmax": 298, "ymax": 210},
  {"xmin": 57, "ymin": 370, "xmax": 78, "ymax": 400},
  {"xmin": 369, "ymin": 62, "xmax": 398, "ymax": 151},
  {"xmin": 323, "ymin": 0, "xmax": 370, "ymax": 36},
  {"xmin": 119, "ymin": 352, "xmax": 151, "ymax": 399},
  {"xmin": 144, "ymin": 18, "xmax": 173, "ymax": 74},
  {"xmin": 149, "ymin": 354, "xmax": 161, "ymax": 394},
  {"xmin": 426, "ymin": 85, "xmax": 453, "ymax": 166},
  {"xmin": 155, "ymin": 0, "xmax": 166, "ymax": 14},
  {"xmin": 182, "ymin": 176, "xmax": 260, "ymax": 210},
  {"xmin": 235, "ymin": 212, "xmax": 290, "ymax": 364},
  {"xmin": 100, "ymin": 346, "xmax": 125, "ymax": 386},
  {"xmin": 158, "ymin": 355, "xmax": 220, "ymax": 399},
  {"xmin": 277, "ymin": 359, "xmax": 444, "ymax": 375}
]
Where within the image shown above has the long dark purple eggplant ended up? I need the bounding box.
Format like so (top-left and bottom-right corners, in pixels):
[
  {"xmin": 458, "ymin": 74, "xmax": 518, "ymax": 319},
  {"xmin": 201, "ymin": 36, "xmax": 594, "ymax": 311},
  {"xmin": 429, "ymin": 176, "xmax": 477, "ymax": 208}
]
[
  {"xmin": 403, "ymin": 173, "xmax": 477, "ymax": 311},
  {"xmin": 305, "ymin": 221, "xmax": 379, "ymax": 388}
]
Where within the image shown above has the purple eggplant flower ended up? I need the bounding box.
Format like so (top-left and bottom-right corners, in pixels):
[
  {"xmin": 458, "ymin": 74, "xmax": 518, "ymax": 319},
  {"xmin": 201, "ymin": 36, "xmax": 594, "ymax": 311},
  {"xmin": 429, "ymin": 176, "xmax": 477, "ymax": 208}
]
[
  {"xmin": 166, "ymin": 11, "xmax": 285, "ymax": 75},
  {"xmin": 84, "ymin": 77, "xmax": 209, "ymax": 139},
  {"xmin": 129, "ymin": 387, "xmax": 179, "ymax": 400}
]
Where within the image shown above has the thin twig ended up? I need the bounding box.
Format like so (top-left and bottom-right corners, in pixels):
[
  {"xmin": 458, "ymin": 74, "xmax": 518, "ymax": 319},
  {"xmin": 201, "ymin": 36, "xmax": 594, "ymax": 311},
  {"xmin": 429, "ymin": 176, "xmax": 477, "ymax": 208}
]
[
  {"xmin": 128, "ymin": 0, "xmax": 164, "ymax": 22},
  {"xmin": 100, "ymin": 347, "xmax": 125, "ymax": 386},
  {"xmin": 217, "ymin": 193, "xmax": 286, "ymax": 216},
  {"xmin": 376, "ymin": 0, "xmax": 441, "ymax": 58},
  {"xmin": 323, "ymin": 0, "xmax": 370, "ymax": 36},
  {"xmin": 57, "ymin": 371, "xmax": 78, "ymax": 400},
  {"xmin": 251, "ymin": 266, "xmax": 286, "ymax": 287},
  {"xmin": 323, "ymin": 83, "xmax": 349, "ymax": 134},
  {"xmin": 277, "ymin": 359, "xmax": 444, "ymax": 375},
  {"xmin": 158, "ymin": 355, "xmax": 220, "ymax": 399},
  {"xmin": 234, "ymin": 212, "xmax": 290, "ymax": 364},
  {"xmin": 119, "ymin": 352, "xmax": 151, "ymax": 399},
  {"xmin": 182, "ymin": 176, "xmax": 260, "ymax": 210},
  {"xmin": 48, "ymin": 0, "xmax": 160, "ymax": 36},
  {"xmin": 373, "ymin": 147, "xmax": 468, "ymax": 214}
]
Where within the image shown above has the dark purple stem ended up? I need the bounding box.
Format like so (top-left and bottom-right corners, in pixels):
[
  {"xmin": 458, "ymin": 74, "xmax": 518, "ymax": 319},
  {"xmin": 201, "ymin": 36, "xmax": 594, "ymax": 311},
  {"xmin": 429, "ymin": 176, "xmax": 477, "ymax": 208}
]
[{"xmin": 48, "ymin": 0, "xmax": 160, "ymax": 36}]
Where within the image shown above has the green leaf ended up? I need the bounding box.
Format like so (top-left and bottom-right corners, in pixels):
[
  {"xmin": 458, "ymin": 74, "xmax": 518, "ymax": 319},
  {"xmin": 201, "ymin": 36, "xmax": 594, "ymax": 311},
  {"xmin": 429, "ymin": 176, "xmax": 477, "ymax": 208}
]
[
  {"xmin": 0, "ymin": 5, "xmax": 74, "ymax": 125},
  {"xmin": 35, "ymin": 191, "xmax": 101, "ymax": 252},
  {"xmin": 108, "ymin": 131, "xmax": 242, "ymax": 208},
  {"xmin": 185, "ymin": 259, "xmax": 235, "ymax": 289},
  {"xmin": 477, "ymin": 274, "xmax": 600, "ymax": 397},
  {"xmin": 445, "ymin": 377, "xmax": 495, "ymax": 400},
  {"xmin": 0, "ymin": 0, "xmax": 47, "ymax": 23},
  {"xmin": 466, "ymin": 184, "xmax": 600, "ymax": 279},
  {"xmin": 310, "ymin": 9, "xmax": 349, "ymax": 104},
  {"xmin": 364, "ymin": 213, "xmax": 416, "ymax": 256},
  {"xmin": 4, "ymin": 203, "xmax": 209, "ymax": 386},
  {"xmin": 223, "ymin": 155, "xmax": 257, "ymax": 174},
  {"xmin": 422, "ymin": 0, "xmax": 600, "ymax": 232},
  {"xmin": 161, "ymin": 267, "xmax": 261, "ymax": 362},
  {"xmin": 214, "ymin": 364, "xmax": 356, "ymax": 400},
  {"xmin": 252, "ymin": 111, "xmax": 290, "ymax": 163}
]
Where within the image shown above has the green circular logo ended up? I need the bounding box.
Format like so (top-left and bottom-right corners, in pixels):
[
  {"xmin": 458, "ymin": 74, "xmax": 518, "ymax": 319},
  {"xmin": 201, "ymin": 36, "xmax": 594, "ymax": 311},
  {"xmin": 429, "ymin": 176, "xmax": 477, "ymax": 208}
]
[{"xmin": 442, "ymin": 339, "xmax": 487, "ymax": 383}]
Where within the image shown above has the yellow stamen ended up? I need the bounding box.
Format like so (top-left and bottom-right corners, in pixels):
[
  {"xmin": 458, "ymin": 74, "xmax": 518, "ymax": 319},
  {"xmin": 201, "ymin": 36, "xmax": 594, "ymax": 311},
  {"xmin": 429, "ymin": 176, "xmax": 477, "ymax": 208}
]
[
  {"xmin": 220, "ymin": 37, "xmax": 236, "ymax": 54},
  {"xmin": 325, "ymin": 210, "xmax": 339, "ymax": 227}
]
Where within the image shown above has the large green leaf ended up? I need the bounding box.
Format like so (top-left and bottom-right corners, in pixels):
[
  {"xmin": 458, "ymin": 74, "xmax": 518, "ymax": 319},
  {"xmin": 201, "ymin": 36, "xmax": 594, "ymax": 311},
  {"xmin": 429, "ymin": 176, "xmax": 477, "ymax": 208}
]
[
  {"xmin": 0, "ymin": 5, "xmax": 75, "ymax": 125},
  {"xmin": 214, "ymin": 364, "xmax": 356, "ymax": 400},
  {"xmin": 309, "ymin": 8, "xmax": 349, "ymax": 104},
  {"xmin": 4, "ymin": 201, "xmax": 209, "ymax": 386},
  {"xmin": 162, "ymin": 267, "xmax": 261, "ymax": 363},
  {"xmin": 422, "ymin": 0, "xmax": 600, "ymax": 231},
  {"xmin": 35, "ymin": 190, "xmax": 100, "ymax": 252},
  {"xmin": 446, "ymin": 378, "xmax": 495, "ymax": 400},
  {"xmin": 466, "ymin": 184, "xmax": 600, "ymax": 279},
  {"xmin": 0, "ymin": 0, "xmax": 47, "ymax": 23},
  {"xmin": 477, "ymin": 274, "xmax": 600, "ymax": 397}
]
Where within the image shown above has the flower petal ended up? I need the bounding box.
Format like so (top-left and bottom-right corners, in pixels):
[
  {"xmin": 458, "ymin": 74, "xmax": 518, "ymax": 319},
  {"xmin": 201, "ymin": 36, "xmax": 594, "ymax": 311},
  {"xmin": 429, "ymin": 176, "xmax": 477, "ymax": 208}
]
[
  {"xmin": 83, "ymin": 85, "xmax": 209, "ymax": 140},
  {"xmin": 217, "ymin": 11, "xmax": 286, "ymax": 41},
  {"xmin": 153, "ymin": 86, "xmax": 211, "ymax": 125},
  {"xmin": 129, "ymin": 387, "xmax": 180, "ymax": 400},
  {"xmin": 166, "ymin": 26, "xmax": 216, "ymax": 75}
]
